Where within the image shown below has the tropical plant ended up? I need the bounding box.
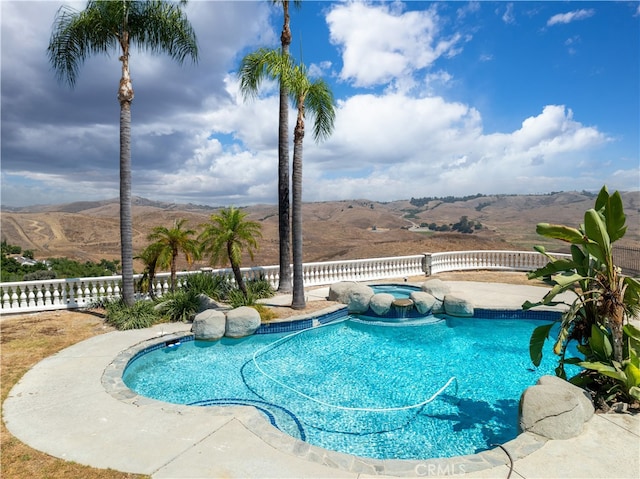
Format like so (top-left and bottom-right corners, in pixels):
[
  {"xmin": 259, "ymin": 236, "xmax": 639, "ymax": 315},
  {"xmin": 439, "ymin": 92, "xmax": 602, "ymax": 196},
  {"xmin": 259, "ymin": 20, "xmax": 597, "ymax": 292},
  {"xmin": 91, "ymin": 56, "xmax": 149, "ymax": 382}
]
[
  {"xmin": 524, "ymin": 186, "xmax": 640, "ymax": 404},
  {"xmin": 573, "ymin": 323, "xmax": 640, "ymax": 404},
  {"xmin": 47, "ymin": 0, "xmax": 198, "ymax": 305},
  {"xmin": 245, "ymin": 276, "xmax": 276, "ymax": 300},
  {"xmin": 198, "ymin": 207, "xmax": 262, "ymax": 298},
  {"xmin": 226, "ymin": 288, "xmax": 258, "ymax": 308},
  {"xmin": 103, "ymin": 298, "xmax": 161, "ymax": 330},
  {"xmin": 183, "ymin": 271, "xmax": 233, "ymax": 301},
  {"xmin": 135, "ymin": 241, "xmax": 171, "ymax": 299},
  {"xmin": 155, "ymin": 289, "xmax": 200, "ymax": 322},
  {"xmin": 147, "ymin": 219, "xmax": 200, "ymax": 293}
]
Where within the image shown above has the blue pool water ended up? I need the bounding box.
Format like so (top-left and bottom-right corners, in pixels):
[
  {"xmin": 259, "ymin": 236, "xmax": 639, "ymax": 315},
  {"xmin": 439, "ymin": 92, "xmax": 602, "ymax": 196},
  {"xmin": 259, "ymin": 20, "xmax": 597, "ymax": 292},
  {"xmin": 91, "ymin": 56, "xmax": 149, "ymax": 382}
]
[
  {"xmin": 371, "ymin": 284, "xmax": 421, "ymax": 298},
  {"xmin": 123, "ymin": 315, "xmax": 570, "ymax": 460}
]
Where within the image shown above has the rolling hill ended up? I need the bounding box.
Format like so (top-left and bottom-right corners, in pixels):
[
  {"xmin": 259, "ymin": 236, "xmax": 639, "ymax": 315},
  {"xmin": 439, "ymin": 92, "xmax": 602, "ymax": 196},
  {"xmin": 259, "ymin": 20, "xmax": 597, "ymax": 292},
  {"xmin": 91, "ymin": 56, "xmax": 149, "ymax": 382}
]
[{"xmin": 2, "ymin": 191, "xmax": 638, "ymax": 273}]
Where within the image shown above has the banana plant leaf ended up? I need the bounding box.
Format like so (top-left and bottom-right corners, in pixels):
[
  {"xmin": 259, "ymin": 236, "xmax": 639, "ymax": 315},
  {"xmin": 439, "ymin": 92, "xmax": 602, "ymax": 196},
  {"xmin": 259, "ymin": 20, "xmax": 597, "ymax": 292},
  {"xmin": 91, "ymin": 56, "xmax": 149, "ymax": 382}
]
[
  {"xmin": 579, "ymin": 361, "xmax": 626, "ymax": 382},
  {"xmin": 530, "ymin": 322, "xmax": 554, "ymax": 367},
  {"xmin": 589, "ymin": 324, "xmax": 613, "ymax": 361},
  {"xmin": 583, "ymin": 209, "xmax": 610, "ymax": 266},
  {"xmin": 535, "ymin": 223, "xmax": 587, "ymax": 244},
  {"xmin": 605, "ymin": 191, "xmax": 627, "ymax": 243},
  {"xmin": 527, "ymin": 259, "xmax": 579, "ymax": 279},
  {"xmin": 625, "ymin": 362, "xmax": 640, "ymax": 390}
]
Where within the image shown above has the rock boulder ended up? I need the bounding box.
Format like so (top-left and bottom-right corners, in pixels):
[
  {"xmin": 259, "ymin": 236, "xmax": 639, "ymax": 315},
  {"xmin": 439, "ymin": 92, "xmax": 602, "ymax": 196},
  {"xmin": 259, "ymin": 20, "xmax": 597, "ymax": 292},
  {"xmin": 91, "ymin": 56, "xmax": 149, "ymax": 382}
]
[
  {"xmin": 421, "ymin": 279, "xmax": 451, "ymax": 300},
  {"xmin": 346, "ymin": 284, "xmax": 375, "ymax": 313},
  {"xmin": 410, "ymin": 291, "xmax": 437, "ymax": 315},
  {"xmin": 196, "ymin": 293, "xmax": 220, "ymax": 313},
  {"xmin": 191, "ymin": 309, "xmax": 226, "ymax": 341},
  {"xmin": 225, "ymin": 306, "xmax": 261, "ymax": 338},
  {"xmin": 370, "ymin": 293, "xmax": 395, "ymax": 315},
  {"xmin": 328, "ymin": 282, "xmax": 357, "ymax": 303},
  {"xmin": 519, "ymin": 375, "xmax": 594, "ymax": 439},
  {"xmin": 443, "ymin": 294, "xmax": 474, "ymax": 317}
]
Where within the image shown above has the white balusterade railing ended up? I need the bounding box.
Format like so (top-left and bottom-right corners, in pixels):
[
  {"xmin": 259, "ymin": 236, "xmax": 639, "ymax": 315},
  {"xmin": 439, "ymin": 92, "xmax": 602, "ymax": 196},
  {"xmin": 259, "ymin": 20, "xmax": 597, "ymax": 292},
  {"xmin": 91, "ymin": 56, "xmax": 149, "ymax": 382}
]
[
  {"xmin": 1, "ymin": 251, "xmax": 568, "ymax": 314},
  {"xmin": 427, "ymin": 250, "xmax": 570, "ymax": 275}
]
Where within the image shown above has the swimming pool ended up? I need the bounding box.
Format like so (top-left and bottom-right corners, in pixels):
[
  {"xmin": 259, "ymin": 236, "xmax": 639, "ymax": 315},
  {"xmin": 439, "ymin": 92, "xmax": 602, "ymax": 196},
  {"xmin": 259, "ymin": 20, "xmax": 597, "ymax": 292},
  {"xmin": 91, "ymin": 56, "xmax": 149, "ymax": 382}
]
[{"xmin": 123, "ymin": 312, "xmax": 569, "ymax": 460}]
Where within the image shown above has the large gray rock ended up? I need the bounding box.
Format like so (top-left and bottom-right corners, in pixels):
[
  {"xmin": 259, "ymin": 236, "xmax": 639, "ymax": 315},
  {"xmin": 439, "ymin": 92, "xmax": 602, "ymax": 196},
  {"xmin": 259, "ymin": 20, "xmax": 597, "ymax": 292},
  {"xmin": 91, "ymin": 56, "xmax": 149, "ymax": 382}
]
[
  {"xmin": 443, "ymin": 294, "xmax": 474, "ymax": 317},
  {"xmin": 410, "ymin": 291, "xmax": 437, "ymax": 315},
  {"xmin": 537, "ymin": 375, "xmax": 594, "ymax": 422},
  {"xmin": 328, "ymin": 282, "xmax": 375, "ymax": 313},
  {"xmin": 225, "ymin": 306, "xmax": 261, "ymax": 338},
  {"xmin": 421, "ymin": 279, "xmax": 451, "ymax": 300},
  {"xmin": 519, "ymin": 375, "xmax": 594, "ymax": 439},
  {"xmin": 346, "ymin": 284, "xmax": 375, "ymax": 313},
  {"xmin": 196, "ymin": 293, "xmax": 220, "ymax": 313},
  {"xmin": 328, "ymin": 282, "xmax": 357, "ymax": 303},
  {"xmin": 370, "ymin": 293, "xmax": 395, "ymax": 315},
  {"xmin": 191, "ymin": 309, "xmax": 226, "ymax": 341}
]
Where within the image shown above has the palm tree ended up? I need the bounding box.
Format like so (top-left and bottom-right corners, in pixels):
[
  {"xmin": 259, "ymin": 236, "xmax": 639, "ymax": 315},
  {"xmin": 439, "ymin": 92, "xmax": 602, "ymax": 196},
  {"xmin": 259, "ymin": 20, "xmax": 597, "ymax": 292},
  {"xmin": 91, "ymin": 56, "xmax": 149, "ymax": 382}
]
[
  {"xmin": 287, "ymin": 64, "xmax": 336, "ymax": 309},
  {"xmin": 274, "ymin": 1, "xmax": 302, "ymax": 295},
  {"xmin": 135, "ymin": 241, "xmax": 171, "ymax": 299},
  {"xmin": 47, "ymin": 0, "xmax": 198, "ymax": 305},
  {"xmin": 238, "ymin": 47, "xmax": 292, "ymax": 295},
  {"xmin": 147, "ymin": 219, "xmax": 200, "ymax": 293},
  {"xmin": 198, "ymin": 207, "xmax": 262, "ymax": 298},
  {"xmin": 239, "ymin": 0, "xmax": 301, "ymax": 296}
]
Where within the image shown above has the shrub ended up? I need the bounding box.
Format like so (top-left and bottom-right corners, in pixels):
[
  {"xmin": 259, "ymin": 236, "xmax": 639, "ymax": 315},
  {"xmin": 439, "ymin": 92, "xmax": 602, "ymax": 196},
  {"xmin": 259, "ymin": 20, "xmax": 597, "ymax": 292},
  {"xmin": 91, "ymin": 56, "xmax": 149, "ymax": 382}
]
[
  {"xmin": 23, "ymin": 270, "xmax": 56, "ymax": 281},
  {"xmin": 246, "ymin": 277, "xmax": 275, "ymax": 299},
  {"xmin": 227, "ymin": 288, "xmax": 257, "ymax": 308},
  {"xmin": 155, "ymin": 289, "xmax": 201, "ymax": 322},
  {"xmin": 104, "ymin": 299, "xmax": 161, "ymax": 330},
  {"xmin": 183, "ymin": 272, "xmax": 233, "ymax": 301}
]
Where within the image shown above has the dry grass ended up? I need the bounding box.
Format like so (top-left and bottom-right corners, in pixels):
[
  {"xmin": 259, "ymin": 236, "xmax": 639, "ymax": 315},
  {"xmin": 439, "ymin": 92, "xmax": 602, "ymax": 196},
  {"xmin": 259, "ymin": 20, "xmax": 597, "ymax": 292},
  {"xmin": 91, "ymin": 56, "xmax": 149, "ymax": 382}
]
[{"xmin": 1, "ymin": 310, "xmax": 148, "ymax": 479}]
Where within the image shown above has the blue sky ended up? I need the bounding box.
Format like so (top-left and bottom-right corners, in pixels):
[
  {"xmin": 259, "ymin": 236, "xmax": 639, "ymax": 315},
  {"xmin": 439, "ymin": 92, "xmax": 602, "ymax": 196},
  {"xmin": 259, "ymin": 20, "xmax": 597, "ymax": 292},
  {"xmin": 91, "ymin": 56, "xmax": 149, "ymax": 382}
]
[{"xmin": 1, "ymin": 1, "xmax": 638, "ymax": 207}]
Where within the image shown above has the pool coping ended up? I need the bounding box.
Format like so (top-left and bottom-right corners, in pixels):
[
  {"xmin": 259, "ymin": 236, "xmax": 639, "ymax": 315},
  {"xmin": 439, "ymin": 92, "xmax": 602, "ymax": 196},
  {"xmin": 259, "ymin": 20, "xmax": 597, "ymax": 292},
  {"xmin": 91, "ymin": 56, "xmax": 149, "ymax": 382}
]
[{"xmin": 102, "ymin": 305, "xmax": 554, "ymax": 477}]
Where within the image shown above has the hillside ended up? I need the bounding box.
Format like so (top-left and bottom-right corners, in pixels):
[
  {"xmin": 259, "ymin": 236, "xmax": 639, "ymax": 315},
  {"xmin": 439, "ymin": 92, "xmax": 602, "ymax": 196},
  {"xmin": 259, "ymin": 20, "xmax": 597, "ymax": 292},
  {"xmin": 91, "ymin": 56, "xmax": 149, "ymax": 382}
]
[{"xmin": 2, "ymin": 192, "xmax": 638, "ymax": 273}]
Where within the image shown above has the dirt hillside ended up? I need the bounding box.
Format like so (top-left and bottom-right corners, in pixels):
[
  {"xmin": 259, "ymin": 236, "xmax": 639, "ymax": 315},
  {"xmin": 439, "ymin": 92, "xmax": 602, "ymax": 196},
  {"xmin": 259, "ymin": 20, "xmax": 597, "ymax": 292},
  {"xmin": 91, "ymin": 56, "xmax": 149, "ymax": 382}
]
[{"xmin": 2, "ymin": 192, "xmax": 638, "ymax": 272}]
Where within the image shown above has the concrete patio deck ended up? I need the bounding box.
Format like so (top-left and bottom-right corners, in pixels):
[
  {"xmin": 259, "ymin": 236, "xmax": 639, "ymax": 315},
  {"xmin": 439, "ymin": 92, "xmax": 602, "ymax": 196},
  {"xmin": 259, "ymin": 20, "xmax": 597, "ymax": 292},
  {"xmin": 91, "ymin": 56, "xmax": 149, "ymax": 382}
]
[{"xmin": 3, "ymin": 281, "xmax": 639, "ymax": 478}]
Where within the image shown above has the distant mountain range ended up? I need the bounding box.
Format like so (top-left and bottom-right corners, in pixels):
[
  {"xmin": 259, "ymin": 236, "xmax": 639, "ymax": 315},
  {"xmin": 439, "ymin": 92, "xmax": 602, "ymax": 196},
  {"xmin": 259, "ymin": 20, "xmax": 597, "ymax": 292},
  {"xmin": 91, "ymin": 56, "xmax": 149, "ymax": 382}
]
[{"xmin": 2, "ymin": 191, "xmax": 638, "ymax": 270}]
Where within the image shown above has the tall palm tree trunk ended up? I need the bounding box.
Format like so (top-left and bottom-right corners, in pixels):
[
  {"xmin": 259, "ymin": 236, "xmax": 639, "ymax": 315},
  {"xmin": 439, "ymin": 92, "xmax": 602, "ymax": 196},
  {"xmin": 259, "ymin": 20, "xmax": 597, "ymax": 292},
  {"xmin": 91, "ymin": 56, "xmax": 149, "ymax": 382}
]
[
  {"xmin": 228, "ymin": 243, "xmax": 247, "ymax": 296},
  {"xmin": 119, "ymin": 103, "xmax": 134, "ymax": 305},
  {"xmin": 277, "ymin": 82, "xmax": 291, "ymax": 293},
  {"xmin": 291, "ymin": 108, "xmax": 305, "ymax": 309},
  {"xmin": 170, "ymin": 251, "xmax": 178, "ymax": 292},
  {"xmin": 277, "ymin": 0, "xmax": 292, "ymax": 294},
  {"xmin": 118, "ymin": 46, "xmax": 135, "ymax": 306}
]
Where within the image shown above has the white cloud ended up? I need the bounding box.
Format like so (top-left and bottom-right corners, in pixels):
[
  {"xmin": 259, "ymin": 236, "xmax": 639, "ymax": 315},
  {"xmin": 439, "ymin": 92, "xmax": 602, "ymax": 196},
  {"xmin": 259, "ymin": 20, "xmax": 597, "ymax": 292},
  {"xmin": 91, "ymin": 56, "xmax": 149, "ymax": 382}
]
[
  {"xmin": 326, "ymin": 2, "xmax": 464, "ymax": 88},
  {"xmin": 501, "ymin": 3, "xmax": 515, "ymax": 24},
  {"xmin": 547, "ymin": 9, "xmax": 595, "ymax": 27},
  {"xmin": 297, "ymin": 97, "xmax": 611, "ymax": 202}
]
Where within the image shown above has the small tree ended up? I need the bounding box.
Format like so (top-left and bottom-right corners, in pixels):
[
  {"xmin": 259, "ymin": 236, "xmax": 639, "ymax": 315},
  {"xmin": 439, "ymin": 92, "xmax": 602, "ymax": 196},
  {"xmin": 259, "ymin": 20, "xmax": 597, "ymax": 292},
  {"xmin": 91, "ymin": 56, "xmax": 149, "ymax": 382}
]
[
  {"xmin": 198, "ymin": 207, "xmax": 262, "ymax": 298},
  {"xmin": 147, "ymin": 219, "xmax": 200, "ymax": 293},
  {"xmin": 136, "ymin": 241, "xmax": 171, "ymax": 298}
]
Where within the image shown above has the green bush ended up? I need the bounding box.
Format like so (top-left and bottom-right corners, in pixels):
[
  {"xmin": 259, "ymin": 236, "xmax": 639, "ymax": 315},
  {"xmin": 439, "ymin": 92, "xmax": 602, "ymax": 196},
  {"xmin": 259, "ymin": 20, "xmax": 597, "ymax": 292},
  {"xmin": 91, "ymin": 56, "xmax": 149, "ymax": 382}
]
[
  {"xmin": 155, "ymin": 289, "xmax": 201, "ymax": 322},
  {"xmin": 227, "ymin": 288, "xmax": 257, "ymax": 308},
  {"xmin": 23, "ymin": 270, "xmax": 56, "ymax": 281},
  {"xmin": 183, "ymin": 272, "xmax": 233, "ymax": 301},
  {"xmin": 246, "ymin": 277, "xmax": 275, "ymax": 299},
  {"xmin": 104, "ymin": 299, "xmax": 161, "ymax": 330}
]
